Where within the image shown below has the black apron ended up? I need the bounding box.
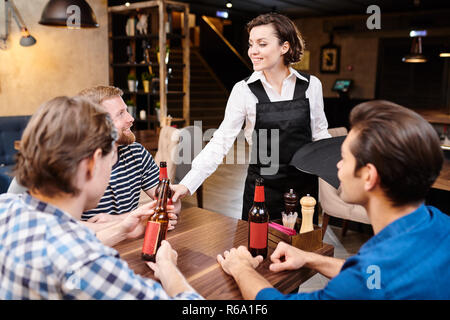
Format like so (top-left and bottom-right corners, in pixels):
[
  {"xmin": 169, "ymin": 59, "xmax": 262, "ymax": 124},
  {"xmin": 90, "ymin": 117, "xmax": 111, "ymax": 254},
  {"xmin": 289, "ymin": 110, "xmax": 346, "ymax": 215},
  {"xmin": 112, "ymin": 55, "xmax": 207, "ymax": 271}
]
[{"xmin": 242, "ymin": 73, "xmax": 318, "ymax": 221}]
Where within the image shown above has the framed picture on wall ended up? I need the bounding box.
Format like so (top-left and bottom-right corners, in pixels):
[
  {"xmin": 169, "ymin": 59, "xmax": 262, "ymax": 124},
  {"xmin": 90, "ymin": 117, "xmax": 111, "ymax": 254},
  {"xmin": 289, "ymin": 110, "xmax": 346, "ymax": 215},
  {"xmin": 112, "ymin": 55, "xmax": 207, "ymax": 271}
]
[{"xmin": 320, "ymin": 44, "xmax": 340, "ymax": 73}]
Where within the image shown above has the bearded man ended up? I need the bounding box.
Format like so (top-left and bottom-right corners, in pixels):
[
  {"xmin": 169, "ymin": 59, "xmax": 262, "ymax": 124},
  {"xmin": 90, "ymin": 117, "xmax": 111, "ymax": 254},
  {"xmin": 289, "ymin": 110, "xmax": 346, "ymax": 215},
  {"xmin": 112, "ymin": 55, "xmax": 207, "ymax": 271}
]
[{"xmin": 78, "ymin": 86, "xmax": 180, "ymax": 231}]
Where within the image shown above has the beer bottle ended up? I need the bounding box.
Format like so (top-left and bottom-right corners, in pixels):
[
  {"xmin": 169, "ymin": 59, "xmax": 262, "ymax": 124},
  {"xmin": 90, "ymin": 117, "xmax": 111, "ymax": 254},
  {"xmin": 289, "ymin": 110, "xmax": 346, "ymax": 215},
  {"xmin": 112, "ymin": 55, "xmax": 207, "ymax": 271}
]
[
  {"xmin": 248, "ymin": 178, "xmax": 269, "ymax": 259},
  {"xmin": 142, "ymin": 178, "xmax": 170, "ymax": 262},
  {"xmin": 155, "ymin": 161, "xmax": 173, "ymax": 205}
]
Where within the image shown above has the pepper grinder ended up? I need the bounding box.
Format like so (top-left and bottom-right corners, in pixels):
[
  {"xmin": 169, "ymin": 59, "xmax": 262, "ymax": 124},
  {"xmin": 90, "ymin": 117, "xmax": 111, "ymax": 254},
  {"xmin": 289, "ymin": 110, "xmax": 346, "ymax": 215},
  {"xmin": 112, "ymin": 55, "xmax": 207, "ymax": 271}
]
[
  {"xmin": 282, "ymin": 189, "xmax": 298, "ymax": 229},
  {"xmin": 300, "ymin": 194, "xmax": 316, "ymax": 234},
  {"xmin": 284, "ymin": 189, "xmax": 298, "ymax": 214}
]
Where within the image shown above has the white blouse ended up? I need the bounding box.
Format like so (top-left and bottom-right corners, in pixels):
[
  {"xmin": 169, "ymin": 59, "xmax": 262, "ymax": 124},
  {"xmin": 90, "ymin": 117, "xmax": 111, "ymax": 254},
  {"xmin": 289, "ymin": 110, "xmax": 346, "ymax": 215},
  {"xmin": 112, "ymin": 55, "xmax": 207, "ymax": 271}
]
[{"xmin": 180, "ymin": 67, "xmax": 331, "ymax": 195}]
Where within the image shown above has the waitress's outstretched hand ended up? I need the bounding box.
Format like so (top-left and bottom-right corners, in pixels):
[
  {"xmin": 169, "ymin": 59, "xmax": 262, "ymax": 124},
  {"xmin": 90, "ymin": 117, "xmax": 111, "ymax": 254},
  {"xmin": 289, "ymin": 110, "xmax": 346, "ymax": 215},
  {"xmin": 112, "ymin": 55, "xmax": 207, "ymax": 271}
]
[{"xmin": 171, "ymin": 184, "xmax": 191, "ymax": 202}]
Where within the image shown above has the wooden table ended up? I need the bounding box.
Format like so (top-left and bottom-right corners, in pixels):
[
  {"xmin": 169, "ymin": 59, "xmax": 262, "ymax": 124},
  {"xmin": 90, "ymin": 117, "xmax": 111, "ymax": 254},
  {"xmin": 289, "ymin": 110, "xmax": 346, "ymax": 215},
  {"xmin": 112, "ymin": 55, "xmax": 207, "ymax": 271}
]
[
  {"xmin": 114, "ymin": 207, "xmax": 334, "ymax": 300},
  {"xmin": 416, "ymin": 109, "xmax": 450, "ymax": 125}
]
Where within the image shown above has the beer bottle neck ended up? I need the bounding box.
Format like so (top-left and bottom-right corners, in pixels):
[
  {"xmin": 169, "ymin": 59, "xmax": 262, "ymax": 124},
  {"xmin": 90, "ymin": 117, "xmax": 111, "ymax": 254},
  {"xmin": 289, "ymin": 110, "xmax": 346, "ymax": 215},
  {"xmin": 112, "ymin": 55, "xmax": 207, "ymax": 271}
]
[
  {"xmin": 156, "ymin": 180, "xmax": 169, "ymax": 210},
  {"xmin": 159, "ymin": 167, "xmax": 168, "ymax": 180},
  {"xmin": 254, "ymin": 185, "xmax": 265, "ymax": 203}
]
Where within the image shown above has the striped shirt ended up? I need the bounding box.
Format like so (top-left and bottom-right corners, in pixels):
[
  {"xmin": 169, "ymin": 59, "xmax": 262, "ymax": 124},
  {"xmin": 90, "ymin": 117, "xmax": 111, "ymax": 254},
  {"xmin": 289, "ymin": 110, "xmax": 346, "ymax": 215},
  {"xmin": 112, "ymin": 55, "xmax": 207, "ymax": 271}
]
[
  {"xmin": 0, "ymin": 193, "xmax": 203, "ymax": 300},
  {"xmin": 82, "ymin": 142, "xmax": 159, "ymax": 221}
]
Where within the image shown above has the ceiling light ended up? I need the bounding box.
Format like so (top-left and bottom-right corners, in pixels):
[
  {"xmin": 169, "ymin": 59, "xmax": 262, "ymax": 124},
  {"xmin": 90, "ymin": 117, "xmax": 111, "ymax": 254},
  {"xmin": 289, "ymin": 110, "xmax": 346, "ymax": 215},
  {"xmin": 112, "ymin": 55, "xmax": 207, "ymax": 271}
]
[
  {"xmin": 226, "ymin": 1, "xmax": 232, "ymax": 9},
  {"xmin": 216, "ymin": 10, "xmax": 229, "ymax": 19},
  {"xmin": 439, "ymin": 45, "xmax": 450, "ymax": 58},
  {"xmin": 403, "ymin": 31, "xmax": 427, "ymax": 63}
]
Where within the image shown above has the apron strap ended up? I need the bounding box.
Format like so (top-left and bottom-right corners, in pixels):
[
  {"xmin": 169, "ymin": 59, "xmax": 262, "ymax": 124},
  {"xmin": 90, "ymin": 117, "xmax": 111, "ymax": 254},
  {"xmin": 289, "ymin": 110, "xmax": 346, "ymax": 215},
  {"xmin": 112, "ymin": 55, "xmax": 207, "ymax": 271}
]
[
  {"xmin": 246, "ymin": 73, "xmax": 311, "ymax": 103},
  {"xmin": 293, "ymin": 72, "xmax": 310, "ymax": 100},
  {"xmin": 246, "ymin": 80, "xmax": 271, "ymax": 103}
]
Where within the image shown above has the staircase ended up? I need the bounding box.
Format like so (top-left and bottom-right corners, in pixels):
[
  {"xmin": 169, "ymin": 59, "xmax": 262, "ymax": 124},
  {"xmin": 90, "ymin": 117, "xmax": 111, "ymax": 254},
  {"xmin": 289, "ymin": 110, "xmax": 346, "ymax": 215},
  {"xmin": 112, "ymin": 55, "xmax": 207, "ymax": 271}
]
[{"xmin": 167, "ymin": 48, "xmax": 229, "ymax": 131}]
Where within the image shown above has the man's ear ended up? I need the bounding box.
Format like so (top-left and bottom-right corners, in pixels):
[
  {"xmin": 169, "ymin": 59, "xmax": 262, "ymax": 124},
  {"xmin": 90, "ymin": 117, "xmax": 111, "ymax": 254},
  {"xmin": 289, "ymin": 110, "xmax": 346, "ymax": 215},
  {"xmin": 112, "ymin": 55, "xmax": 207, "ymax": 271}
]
[
  {"xmin": 85, "ymin": 148, "xmax": 103, "ymax": 180},
  {"xmin": 364, "ymin": 163, "xmax": 379, "ymax": 191}
]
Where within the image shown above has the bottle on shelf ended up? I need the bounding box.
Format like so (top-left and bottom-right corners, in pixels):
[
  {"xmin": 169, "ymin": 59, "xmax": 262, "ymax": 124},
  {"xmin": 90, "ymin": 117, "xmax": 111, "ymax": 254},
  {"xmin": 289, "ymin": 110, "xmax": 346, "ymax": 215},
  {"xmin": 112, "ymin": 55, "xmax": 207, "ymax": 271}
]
[
  {"xmin": 142, "ymin": 178, "xmax": 170, "ymax": 262},
  {"xmin": 248, "ymin": 177, "xmax": 269, "ymax": 259}
]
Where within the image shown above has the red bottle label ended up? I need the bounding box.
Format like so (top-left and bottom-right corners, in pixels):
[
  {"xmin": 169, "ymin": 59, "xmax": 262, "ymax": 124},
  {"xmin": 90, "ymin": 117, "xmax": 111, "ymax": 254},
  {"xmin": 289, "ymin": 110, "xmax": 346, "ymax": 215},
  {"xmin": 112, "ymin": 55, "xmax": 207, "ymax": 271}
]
[
  {"xmin": 249, "ymin": 222, "xmax": 268, "ymax": 249},
  {"xmin": 142, "ymin": 221, "xmax": 160, "ymax": 255},
  {"xmin": 254, "ymin": 186, "xmax": 265, "ymax": 202}
]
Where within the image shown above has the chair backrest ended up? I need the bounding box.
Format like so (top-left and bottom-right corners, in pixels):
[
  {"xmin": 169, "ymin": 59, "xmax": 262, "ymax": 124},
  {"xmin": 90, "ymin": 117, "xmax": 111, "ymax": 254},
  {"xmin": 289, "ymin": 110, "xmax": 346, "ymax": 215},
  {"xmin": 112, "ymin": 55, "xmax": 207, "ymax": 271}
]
[
  {"xmin": 174, "ymin": 125, "xmax": 204, "ymax": 184},
  {"xmin": 154, "ymin": 126, "xmax": 180, "ymax": 182}
]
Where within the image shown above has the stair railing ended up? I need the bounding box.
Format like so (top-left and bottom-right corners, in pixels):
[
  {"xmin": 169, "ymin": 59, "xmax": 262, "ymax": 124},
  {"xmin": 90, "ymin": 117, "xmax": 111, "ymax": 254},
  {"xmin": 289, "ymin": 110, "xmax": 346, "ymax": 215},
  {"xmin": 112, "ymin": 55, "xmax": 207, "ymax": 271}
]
[{"xmin": 199, "ymin": 15, "xmax": 252, "ymax": 92}]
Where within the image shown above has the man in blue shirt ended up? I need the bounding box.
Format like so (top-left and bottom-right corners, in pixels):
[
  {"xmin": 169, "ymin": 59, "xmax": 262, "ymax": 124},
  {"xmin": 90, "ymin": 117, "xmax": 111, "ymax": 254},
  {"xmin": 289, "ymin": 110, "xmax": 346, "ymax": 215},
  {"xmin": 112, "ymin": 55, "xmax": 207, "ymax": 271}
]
[
  {"xmin": 0, "ymin": 96, "xmax": 202, "ymax": 299},
  {"xmin": 217, "ymin": 100, "xmax": 449, "ymax": 299}
]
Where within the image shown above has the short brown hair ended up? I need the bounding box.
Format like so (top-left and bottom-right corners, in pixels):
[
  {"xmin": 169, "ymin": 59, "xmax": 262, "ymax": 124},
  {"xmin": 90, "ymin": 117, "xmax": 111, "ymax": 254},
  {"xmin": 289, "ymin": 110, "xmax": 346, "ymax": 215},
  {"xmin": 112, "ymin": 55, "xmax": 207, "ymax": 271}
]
[
  {"xmin": 77, "ymin": 85, "xmax": 123, "ymax": 105},
  {"xmin": 14, "ymin": 96, "xmax": 117, "ymax": 197},
  {"xmin": 349, "ymin": 100, "xmax": 443, "ymax": 206},
  {"xmin": 246, "ymin": 13, "xmax": 305, "ymax": 66}
]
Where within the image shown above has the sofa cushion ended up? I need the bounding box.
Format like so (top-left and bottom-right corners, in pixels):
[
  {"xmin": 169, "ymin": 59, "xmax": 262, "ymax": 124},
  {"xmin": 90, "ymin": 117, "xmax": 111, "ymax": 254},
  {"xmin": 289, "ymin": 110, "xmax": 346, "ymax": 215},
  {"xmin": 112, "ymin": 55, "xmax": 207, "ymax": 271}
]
[
  {"xmin": 0, "ymin": 116, "xmax": 30, "ymax": 166},
  {"xmin": 0, "ymin": 172, "xmax": 13, "ymax": 194}
]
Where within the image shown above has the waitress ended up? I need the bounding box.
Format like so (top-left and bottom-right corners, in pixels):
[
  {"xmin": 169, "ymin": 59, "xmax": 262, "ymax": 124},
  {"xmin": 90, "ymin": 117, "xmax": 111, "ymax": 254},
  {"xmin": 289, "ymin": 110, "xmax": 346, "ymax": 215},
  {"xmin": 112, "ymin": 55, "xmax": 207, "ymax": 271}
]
[{"xmin": 172, "ymin": 13, "xmax": 330, "ymax": 220}]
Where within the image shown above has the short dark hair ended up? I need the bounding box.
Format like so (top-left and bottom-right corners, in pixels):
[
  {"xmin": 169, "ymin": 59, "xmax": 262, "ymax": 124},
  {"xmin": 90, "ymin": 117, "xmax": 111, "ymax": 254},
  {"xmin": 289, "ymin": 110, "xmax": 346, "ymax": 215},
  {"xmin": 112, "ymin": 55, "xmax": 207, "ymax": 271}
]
[
  {"xmin": 15, "ymin": 96, "xmax": 117, "ymax": 197},
  {"xmin": 246, "ymin": 13, "xmax": 305, "ymax": 66},
  {"xmin": 349, "ymin": 100, "xmax": 443, "ymax": 206}
]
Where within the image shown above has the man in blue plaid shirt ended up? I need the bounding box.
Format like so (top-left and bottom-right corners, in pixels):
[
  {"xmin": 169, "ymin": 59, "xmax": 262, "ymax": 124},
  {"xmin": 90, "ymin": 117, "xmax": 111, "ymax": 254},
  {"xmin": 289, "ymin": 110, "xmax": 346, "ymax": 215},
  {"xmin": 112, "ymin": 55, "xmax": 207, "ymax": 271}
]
[{"xmin": 0, "ymin": 96, "xmax": 203, "ymax": 300}]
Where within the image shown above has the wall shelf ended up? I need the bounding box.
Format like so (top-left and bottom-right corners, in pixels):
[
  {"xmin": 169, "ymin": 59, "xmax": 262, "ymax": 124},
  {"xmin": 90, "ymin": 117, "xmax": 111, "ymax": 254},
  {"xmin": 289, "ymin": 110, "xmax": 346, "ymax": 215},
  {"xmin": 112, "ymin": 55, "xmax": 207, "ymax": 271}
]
[
  {"xmin": 111, "ymin": 63, "xmax": 185, "ymax": 68},
  {"xmin": 108, "ymin": 0, "xmax": 190, "ymax": 132},
  {"xmin": 110, "ymin": 33, "xmax": 183, "ymax": 40}
]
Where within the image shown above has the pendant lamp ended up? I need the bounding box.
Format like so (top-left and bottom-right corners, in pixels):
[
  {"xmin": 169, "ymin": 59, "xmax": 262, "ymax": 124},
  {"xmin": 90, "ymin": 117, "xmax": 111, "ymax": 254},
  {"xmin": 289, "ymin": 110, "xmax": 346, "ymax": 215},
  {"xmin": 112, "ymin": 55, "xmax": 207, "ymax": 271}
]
[
  {"xmin": 402, "ymin": 30, "xmax": 427, "ymax": 63},
  {"xmin": 39, "ymin": 0, "xmax": 98, "ymax": 28},
  {"xmin": 439, "ymin": 45, "xmax": 450, "ymax": 58}
]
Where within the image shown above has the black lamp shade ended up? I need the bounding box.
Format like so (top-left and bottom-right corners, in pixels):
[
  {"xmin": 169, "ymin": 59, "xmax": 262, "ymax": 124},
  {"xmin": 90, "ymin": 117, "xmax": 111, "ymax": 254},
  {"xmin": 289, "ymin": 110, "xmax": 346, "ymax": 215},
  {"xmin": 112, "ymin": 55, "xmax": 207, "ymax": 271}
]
[
  {"xmin": 20, "ymin": 36, "xmax": 37, "ymax": 47},
  {"xmin": 19, "ymin": 28, "xmax": 36, "ymax": 47},
  {"xmin": 39, "ymin": 0, "xmax": 99, "ymax": 28},
  {"xmin": 403, "ymin": 36, "xmax": 427, "ymax": 63}
]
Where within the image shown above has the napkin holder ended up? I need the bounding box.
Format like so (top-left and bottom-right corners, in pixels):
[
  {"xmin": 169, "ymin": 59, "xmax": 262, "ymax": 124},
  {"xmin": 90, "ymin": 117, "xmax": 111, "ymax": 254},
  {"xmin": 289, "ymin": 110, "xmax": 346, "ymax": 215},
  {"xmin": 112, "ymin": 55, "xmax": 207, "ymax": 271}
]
[{"xmin": 268, "ymin": 218, "xmax": 323, "ymax": 252}]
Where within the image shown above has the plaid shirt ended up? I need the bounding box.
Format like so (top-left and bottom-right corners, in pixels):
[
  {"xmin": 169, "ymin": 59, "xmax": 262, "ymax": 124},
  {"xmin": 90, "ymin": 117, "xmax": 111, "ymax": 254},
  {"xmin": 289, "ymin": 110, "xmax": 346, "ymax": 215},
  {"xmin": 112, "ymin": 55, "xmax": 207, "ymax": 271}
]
[{"xmin": 0, "ymin": 193, "xmax": 203, "ymax": 300}]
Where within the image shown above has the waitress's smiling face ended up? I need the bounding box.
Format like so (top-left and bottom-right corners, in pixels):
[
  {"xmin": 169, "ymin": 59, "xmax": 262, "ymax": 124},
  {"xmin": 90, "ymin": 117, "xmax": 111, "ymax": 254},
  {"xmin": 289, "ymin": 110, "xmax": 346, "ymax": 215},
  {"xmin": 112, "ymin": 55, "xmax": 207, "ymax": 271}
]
[{"xmin": 248, "ymin": 23, "xmax": 289, "ymax": 72}]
